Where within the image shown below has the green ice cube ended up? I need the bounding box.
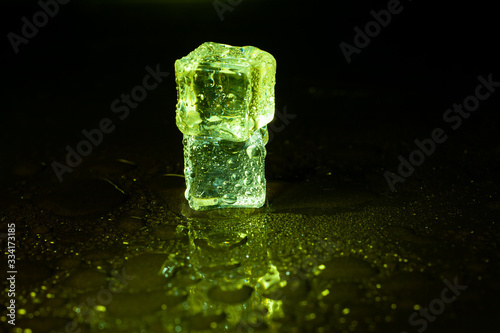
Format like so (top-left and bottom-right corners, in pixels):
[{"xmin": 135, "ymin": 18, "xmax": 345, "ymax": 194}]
[
  {"xmin": 183, "ymin": 128, "xmax": 267, "ymax": 210},
  {"xmin": 175, "ymin": 42, "xmax": 276, "ymax": 142},
  {"xmin": 175, "ymin": 42, "xmax": 276, "ymax": 210}
]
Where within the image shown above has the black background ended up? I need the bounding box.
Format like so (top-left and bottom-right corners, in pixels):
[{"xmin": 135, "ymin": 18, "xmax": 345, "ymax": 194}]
[{"xmin": 1, "ymin": 0, "xmax": 498, "ymax": 182}]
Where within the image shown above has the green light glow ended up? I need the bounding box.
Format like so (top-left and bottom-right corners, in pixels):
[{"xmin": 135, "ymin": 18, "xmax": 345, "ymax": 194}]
[{"xmin": 175, "ymin": 42, "xmax": 276, "ymax": 210}]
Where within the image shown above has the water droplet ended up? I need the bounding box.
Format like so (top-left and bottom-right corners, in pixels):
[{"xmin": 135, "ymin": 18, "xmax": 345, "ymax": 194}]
[
  {"xmin": 197, "ymin": 94, "xmax": 205, "ymax": 101},
  {"xmin": 227, "ymin": 157, "xmax": 238, "ymax": 170},
  {"xmin": 202, "ymin": 231, "xmax": 247, "ymax": 250},
  {"xmin": 260, "ymin": 126, "xmax": 269, "ymax": 145},
  {"xmin": 208, "ymin": 71, "xmax": 215, "ymax": 87},
  {"xmin": 246, "ymin": 145, "xmax": 261, "ymax": 158},
  {"xmin": 222, "ymin": 194, "xmax": 237, "ymax": 204}
]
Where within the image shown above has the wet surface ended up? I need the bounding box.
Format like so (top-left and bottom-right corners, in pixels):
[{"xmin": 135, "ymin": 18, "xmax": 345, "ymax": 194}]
[
  {"xmin": 1, "ymin": 0, "xmax": 499, "ymax": 332},
  {"xmin": 1, "ymin": 132, "xmax": 499, "ymax": 332}
]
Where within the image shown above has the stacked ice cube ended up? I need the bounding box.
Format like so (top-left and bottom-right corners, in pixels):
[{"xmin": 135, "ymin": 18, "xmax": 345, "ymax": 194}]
[{"xmin": 175, "ymin": 42, "xmax": 276, "ymax": 210}]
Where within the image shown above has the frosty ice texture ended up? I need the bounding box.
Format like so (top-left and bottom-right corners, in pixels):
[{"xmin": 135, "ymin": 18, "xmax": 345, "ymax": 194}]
[{"xmin": 175, "ymin": 42, "xmax": 276, "ymax": 210}]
